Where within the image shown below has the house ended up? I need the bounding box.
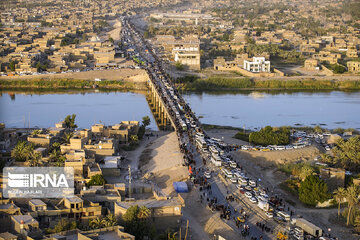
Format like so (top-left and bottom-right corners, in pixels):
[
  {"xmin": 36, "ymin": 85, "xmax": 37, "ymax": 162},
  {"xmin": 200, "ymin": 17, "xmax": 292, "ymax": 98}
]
[
  {"xmin": 11, "ymin": 215, "xmax": 41, "ymax": 238},
  {"xmin": 347, "ymin": 61, "xmax": 360, "ymax": 73},
  {"xmin": 304, "ymin": 59, "xmax": 319, "ymax": 70},
  {"xmin": 244, "ymin": 57, "xmax": 270, "ymax": 73}
]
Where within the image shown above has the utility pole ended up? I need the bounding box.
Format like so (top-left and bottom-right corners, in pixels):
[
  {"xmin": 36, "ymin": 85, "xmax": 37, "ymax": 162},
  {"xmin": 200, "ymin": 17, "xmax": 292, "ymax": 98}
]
[{"xmin": 128, "ymin": 165, "xmax": 132, "ymax": 199}]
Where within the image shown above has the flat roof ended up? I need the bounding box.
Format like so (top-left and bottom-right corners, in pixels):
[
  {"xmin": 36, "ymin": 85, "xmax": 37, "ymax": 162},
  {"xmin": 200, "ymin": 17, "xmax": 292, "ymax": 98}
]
[
  {"xmin": 12, "ymin": 215, "xmax": 38, "ymax": 224},
  {"xmin": 29, "ymin": 199, "xmax": 46, "ymax": 206}
]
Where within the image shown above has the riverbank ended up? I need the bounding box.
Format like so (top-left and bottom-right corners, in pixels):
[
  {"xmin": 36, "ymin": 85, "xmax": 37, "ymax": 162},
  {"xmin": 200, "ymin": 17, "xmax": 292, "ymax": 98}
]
[
  {"xmin": 177, "ymin": 76, "xmax": 360, "ymax": 91},
  {"xmin": 0, "ymin": 78, "xmax": 147, "ymax": 90},
  {"xmin": 0, "ymin": 68, "xmax": 149, "ymax": 90}
]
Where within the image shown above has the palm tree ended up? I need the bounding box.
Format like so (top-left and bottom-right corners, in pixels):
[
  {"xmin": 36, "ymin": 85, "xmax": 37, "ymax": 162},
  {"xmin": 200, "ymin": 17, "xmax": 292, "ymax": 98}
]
[
  {"xmin": 29, "ymin": 150, "xmax": 41, "ymax": 166},
  {"xmin": 346, "ymin": 185, "xmax": 360, "ymax": 226},
  {"xmin": 334, "ymin": 187, "xmax": 346, "ymax": 218},
  {"xmin": 89, "ymin": 217, "xmax": 106, "ymax": 229},
  {"xmin": 62, "ymin": 132, "xmax": 74, "ymax": 144},
  {"xmin": 11, "ymin": 141, "xmax": 33, "ymax": 162},
  {"xmin": 31, "ymin": 129, "xmax": 41, "ymax": 135},
  {"xmin": 49, "ymin": 149, "xmax": 61, "ymax": 161},
  {"xmin": 137, "ymin": 206, "xmax": 151, "ymax": 220},
  {"xmin": 104, "ymin": 213, "xmax": 117, "ymax": 227}
]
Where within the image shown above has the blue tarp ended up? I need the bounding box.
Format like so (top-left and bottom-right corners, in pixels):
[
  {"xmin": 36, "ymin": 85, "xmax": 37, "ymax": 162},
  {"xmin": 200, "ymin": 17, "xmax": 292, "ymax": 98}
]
[{"xmin": 173, "ymin": 181, "xmax": 188, "ymax": 193}]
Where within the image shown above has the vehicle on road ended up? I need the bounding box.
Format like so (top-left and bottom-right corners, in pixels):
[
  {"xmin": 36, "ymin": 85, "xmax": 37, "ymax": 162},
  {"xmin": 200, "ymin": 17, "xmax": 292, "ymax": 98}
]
[
  {"xmin": 245, "ymin": 191, "xmax": 252, "ymax": 199},
  {"xmin": 204, "ymin": 171, "xmax": 211, "ymax": 179},
  {"xmin": 249, "ymin": 197, "xmax": 258, "ymax": 204},
  {"xmin": 265, "ymin": 211, "xmax": 273, "ymax": 218}
]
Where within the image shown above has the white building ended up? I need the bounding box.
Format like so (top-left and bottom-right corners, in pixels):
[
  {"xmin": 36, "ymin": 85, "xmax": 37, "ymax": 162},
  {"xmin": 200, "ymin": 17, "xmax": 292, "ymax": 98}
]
[{"xmin": 243, "ymin": 57, "xmax": 270, "ymax": 73}]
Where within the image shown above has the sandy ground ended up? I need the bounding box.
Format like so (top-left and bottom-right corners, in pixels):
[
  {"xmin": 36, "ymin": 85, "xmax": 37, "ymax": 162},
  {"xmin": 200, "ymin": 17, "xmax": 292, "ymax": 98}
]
[
  {"xmin": 235, "ymin": 146, "xmax": 320, "ymax": 168},
  {"xmin": 137, "ymin": 132, "xmax": 188, "ymax": 195},
  {"xmin": 141, "ymin": 132, "xmax": 184, "ymax": 173},
  {"xmin": 0, "ymin": 68, "xmax": 149, "ymax": 82},
  {"xmin": 107, "ymin": 20, "xmax": 122, "ymax": 42},
  {"xmin": 205, "ymin": 129, "xmax": 249, "ymax": 145}
]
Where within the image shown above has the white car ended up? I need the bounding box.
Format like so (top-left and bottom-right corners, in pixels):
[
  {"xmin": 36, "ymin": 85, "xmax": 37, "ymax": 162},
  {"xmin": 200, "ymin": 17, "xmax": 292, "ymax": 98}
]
[
  {"xmin": 230, "ymin": 177, "xmax": 238, "ymax": 183},
  {"xmin": 265, "ymin": 211, "xmax": 273, "ymax": 218},
  {"xmin": 325, "ymin": 145, "xmax": 331, "ymax": 151},
  {"xmin": 245, "ymin": 191, "xmax": 252, "ymax": 199},
  {"xmin": 249, "ymin": 197, "xmax": 258, "ymax": 204},
  {"xmin": 204, "ymin": 171, "xmax": 211, "ymax": 179},
  {"xmin": 249, "ymin": 179, "xmax": 257, "ymax": 187}
]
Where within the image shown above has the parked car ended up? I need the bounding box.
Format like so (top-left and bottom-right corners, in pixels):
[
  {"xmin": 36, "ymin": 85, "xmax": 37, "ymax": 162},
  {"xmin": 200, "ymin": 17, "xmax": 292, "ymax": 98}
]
[
  {"xmin": 249, "ymin": 197, "xmax": 258, "ymax": 204},
  {"xmin": 204, "ymin": 171, "xmax": 211, "ymax": 179},
  {"xmin": 265, "ymin": 211, "xmax": 273, "ymax": 218},
  {"xmin": 245, "ymin": 191, "xmax": 252, "ymax": 199}
]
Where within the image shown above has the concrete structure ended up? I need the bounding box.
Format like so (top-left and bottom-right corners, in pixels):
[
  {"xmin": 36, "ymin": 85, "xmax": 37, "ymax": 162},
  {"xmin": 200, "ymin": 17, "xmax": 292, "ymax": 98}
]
[
  {"xmin": 11, "ymin": 215, "xmax": 41, "ymax": 238},
  {"xmin": 146, "ymin": 80, "xmax": 175, "ymax": 131},
  {"xmin": 114, "ymin": 197, "xmax": 183, "ymax": 230},
  {"xmin": 347, "ymin": 61, "xmax": 360, "ymax": 73},
  {"xmin": 304, "ymin": 59, "xmax": 320, "ymax": 70},
  {"xmin": 243, "ymin": 57, "xmax": 270, "ymax": 73},
  {"xmin": 173, "ymin": 47, "xmax": 200, "ymax": 70}
]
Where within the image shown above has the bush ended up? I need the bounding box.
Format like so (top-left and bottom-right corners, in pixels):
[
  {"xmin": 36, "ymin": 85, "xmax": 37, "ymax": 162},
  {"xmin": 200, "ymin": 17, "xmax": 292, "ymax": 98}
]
[
  {"xmin": 249, "ymin": 126, "xmax": 290, "ymax": 146},
  {"xmin": 298, "ymin": 175, "xmax": 330, "ymax": 206},
  {"xmin": 87, "ymin": 174, "xmax": 106, "ymax": 187}
]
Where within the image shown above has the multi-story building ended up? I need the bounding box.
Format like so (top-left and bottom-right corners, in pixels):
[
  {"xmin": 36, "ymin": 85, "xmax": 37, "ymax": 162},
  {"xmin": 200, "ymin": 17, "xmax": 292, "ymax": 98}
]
[{"xmin": 243, "ymin": 57, "xmax": 271, "ymax": 73}]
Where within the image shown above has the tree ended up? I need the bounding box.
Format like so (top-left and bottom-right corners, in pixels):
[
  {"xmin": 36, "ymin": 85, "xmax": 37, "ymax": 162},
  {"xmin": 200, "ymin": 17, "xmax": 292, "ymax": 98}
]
[
  {"xmin": 11, "ymin": 141, "xmax": 34, "ymax": 162},
  {"xmin": 129, "ymin": 135, "xmax": 139, "ymax": 146},
  {"xmin": 346, "ymin": 185, "xmax": 360, "ymax": 226},
  {"xmin": 29, "ymin": 150, "xmax": 41, "ymax": 166},
  {"xmin": 89, "ymin": 217, "xmax": 106, "ymax": 229},
  {"xmin": 9, "ymin": 61, "xmax": 15, "ymax": 71},
  {"xmin": 137, "ymin": 206, "xmax": 150, "ymax": 220},
  {"xmin": 334, "ymin": 187, "xmax": 347, "ymax": 219},
  {"xmin": 298, "ymin": 165, "xmax": 315, "ymax": 181},
  {"xmin": 108, "ymin": 37, "xmax": 114, "ymax": 43},
  {"xmin": 175, "ymin": 62, "xmax": 184, "ymax": 71},
  {"xmin": 105, "ymin": 213, "xmax": 117, "ymax": 227},
  {"xmin": 332, "ymin": 136, "xmax": 360, "ymax": 171},
  {"xmin": 122, "ymin": 205, "xmax": 150, "ymax": 239},
  {"xmin": 314, "ymin": 125, "xmax": 323, "ymax": 133},
  {"xmin": 249, "ymin": 126, "xmax": 290, "ymax": 146},
  {"xmin": 144, "ymin": 31, "xmax": 149, "ymax": 38},
  {"xmin": 142, "ymin": 116, "xmax": 151, "ymax": 128},
  {"xmin": 64, "ymin": 114, "xmax": 77, "ymax": 128},
  {"xmin": 62, "ymin": 132, "xmax": 74, "ymax": 144},
  {"xmin": 298, "ymin": 175, "xmax": 330, "ymax": 206},
  {"xmin": 32, "ymin": 129, "xmax": 41, "ymax": 135},
  {"xmin": 48, "ymin": 219, "xmax": 77, "ymax": 233},
  {"xmin": 87, "ymin": 174, "xmax": 106, "ymax": 187}
]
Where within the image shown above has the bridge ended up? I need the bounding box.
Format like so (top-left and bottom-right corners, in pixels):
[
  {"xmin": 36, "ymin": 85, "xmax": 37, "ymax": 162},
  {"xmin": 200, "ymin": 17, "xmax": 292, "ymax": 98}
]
[{"xmin": 146, "ymin": 78, "xmax": 175, "ymax": 131}]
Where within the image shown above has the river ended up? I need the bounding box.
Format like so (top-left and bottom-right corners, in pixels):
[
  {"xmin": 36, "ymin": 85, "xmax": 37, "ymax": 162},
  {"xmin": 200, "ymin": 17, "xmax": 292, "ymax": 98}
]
[
  {"xmin": 1, "ymin": 90, "xmax": 359, "ymax": 130},
  {"xmin": 183, "ymin": 90, "xmax": 360, "ymax": 130},
  {"xmin": 0, "ymin": 90, "xmax": 158, "ymax": 130}
]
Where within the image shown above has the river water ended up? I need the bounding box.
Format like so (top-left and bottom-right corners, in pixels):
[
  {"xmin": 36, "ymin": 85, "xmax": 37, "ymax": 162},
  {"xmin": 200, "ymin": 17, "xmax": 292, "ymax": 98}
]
[
  {"xmin": 1, "ymin": 90, "xmax": 359, "ymax": 130},
  {"xmin": 0, "ymin": 90, "xmax": 158, "ymax": 130},
  {"xmin": 183, "ymin": 90, "xmax": 360, "ymax": 130}
]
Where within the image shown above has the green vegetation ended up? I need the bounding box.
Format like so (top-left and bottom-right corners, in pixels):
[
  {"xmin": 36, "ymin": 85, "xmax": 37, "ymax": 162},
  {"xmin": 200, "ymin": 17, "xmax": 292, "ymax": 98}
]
[
  {"xmin": 234, "ymin": 132, "xmax": 249, "ymax": 142},
  {"xmin": 176, "ymin": 76, "xmax": 360, "ymax": 91},
  {"xmin": 64, "ymin": 114, "xmax": 77, "ymax": 128},
  {"xmin": 298, "ymin": 175, "xmax": 330, "ymax": 206},
  {"xmin": 11, "ymin": 141, "xmax": 34, "ymax": 162},
  {"xmin": 46, "ymin": 219, "xmax": 77, "ymax": 234},
  {"xmin": 89, "ymin": 214, "xmax": 117, "ymax": 229},
  {"xmin": 175, "ymin": 62, "xmax": 184, "ymax": 71},
  {"xmin": 87, "ymin": 174, "xmax": 106, "ymax": 187},
  {"xmin": 137, "ymin": 116, "xmax": 150, "ymax": 140},
  {"xmin": 121, "ymin": 205, "xmax": 151, "ymax": 239},
  {"xmin": 249, "ymin": 126, "xmax": 289, "ymax": 146},
  {"xmin": 0, "ymin": 79, "xmax": 141, "ymax": 90},
  {"xmin": 9, "ymin": 61, "xmax": 16, "ymax": 71},
  {"xmin": 322, "ymin": 136, "xmax": 360, "ymax": 172}
]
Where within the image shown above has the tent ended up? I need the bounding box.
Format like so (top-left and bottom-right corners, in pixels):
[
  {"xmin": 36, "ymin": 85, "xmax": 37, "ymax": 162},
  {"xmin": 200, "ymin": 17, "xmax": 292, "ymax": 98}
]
[{"xmin": 173, "ymin": 182, "xmax": 188, "ymax": 193}]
